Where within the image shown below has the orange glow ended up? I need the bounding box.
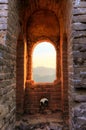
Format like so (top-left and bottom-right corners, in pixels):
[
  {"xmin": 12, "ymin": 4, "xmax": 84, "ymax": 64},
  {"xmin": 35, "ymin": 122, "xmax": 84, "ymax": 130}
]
[{"xmin": 24, "ymin": 40, "xmax": 27, "ymax": 89}]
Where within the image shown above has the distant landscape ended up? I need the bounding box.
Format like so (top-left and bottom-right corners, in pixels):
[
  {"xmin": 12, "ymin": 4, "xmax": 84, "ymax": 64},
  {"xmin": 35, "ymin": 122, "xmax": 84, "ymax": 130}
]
[{"xmin": 33, "ymin": 66, "xmax": 55, "ymax": 82}]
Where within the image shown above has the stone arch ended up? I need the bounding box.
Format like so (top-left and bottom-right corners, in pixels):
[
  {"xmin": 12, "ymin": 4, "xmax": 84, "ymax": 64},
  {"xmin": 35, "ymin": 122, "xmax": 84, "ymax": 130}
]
[
  {"xmin": 26, "ymin": 9, "xmax": 60, "ymax": 81},
  {"xmin": 24, "ymin": 9, "xmax": 62, "ymax": 114},
  {"xmin": 27, "ymin": 39, "xmax": 60, "ymax": 82}
]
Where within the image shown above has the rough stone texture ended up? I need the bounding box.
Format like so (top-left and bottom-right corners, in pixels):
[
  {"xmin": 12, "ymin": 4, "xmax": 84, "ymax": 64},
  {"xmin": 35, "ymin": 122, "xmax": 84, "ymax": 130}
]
[
  {"xmin": 15, "ymin": 112, "xmax": 68, "ymax": 130},
  {"xmin": 15, "ymin": 122, "xmax": 63, "ymax": 130},
  {"xmin": 0, "ymin": 0, "xmax": 19, "ymax": 129},
  {"xmin": 72, "ymin": 103, "xmax": 86, "ymax": 130},
  {"xmin": 68, "ymin": 0, "xmax": 86, "ymax": 129}
]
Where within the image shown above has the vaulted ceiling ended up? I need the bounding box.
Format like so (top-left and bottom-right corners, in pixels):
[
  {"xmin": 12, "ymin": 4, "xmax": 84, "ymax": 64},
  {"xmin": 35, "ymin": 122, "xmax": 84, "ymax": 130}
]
[{"xmin": 18, "ymin": 0, "xmax": 72, "ymax": 40}]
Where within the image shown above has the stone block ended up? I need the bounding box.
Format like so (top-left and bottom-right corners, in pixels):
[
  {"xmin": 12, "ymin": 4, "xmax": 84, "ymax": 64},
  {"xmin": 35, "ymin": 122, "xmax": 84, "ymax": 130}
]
[
  {"xmin": 74, "ymin": 81, "xmax": 86, "ymax": 89},
  {"xmin": 74, "ymin": 95, "xmax": 86, "ymax": 102},
  {"xmin": 73, "ymin": 15, "xmax": 86, "ymax": 22},
  {"xmin": 0, "ymin": 17, "xmax": 7, "ymax": 24},
  {"xmin": 0, "ymin": 23, "xmax": 7, "ymax": 30},
  {"xmin": 73, "ymin": 8, "xmax": 86, "ymax": 15},
  {"xmin": 73, "ymin": 57, "xmax": 84, "ymax": 65},
  {"xmin": 0, "ymin": 4, "xmax": 8, "ymax": 9},
  {"xmin": 72, "ymin": 31, "xmax": 86, "ymax": 39},
  {"xmin": 0, "ymin": 10, "xmax": 8, "ymax": 17},
  {"xmin": 73, "ymin": 23, "xmax": 86, "ymax": 31},
  {"xmin": 80, "ymin": 71, "xmax": 86, "ymax": 78},
  {"xmin": 74, "ymin": 2, "xmax": 86, "ymax": 8},
  {"xmin": 73, "ymin": 38, "xmax": 86, "ymax": 44}
]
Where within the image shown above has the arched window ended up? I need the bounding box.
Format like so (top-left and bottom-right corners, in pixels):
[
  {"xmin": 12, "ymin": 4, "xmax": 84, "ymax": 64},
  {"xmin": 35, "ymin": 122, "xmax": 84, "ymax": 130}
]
[{"xmin": 32, "ymin": 42, "xmax": 56, "ymax": 83}]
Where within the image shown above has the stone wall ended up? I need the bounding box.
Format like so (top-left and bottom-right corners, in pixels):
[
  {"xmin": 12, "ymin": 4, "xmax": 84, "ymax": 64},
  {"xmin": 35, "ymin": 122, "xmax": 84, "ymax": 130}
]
[
  {"xmin": 69, "ymin": 0, "xmax": 86, "ymax": 129},
  {"xmin": 0, "ymin": 0, "xmax": 86, "ymax": 129},
  {"xmin": 0, "ymin": 0, "xmax": 20, "ymax": 129}
]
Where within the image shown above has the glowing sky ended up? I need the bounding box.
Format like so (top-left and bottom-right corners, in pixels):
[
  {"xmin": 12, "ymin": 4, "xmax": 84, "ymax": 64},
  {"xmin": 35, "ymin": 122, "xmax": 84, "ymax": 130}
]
[{"xmin": 33, "ymin": 42, "xmax": 56, "ymax": 68}]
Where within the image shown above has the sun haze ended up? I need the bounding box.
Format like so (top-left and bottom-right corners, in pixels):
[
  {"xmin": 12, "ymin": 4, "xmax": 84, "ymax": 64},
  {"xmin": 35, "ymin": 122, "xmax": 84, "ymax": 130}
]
[{"xmin": 33, "ymin": 42, "xmax": 56, "ymax": 69}]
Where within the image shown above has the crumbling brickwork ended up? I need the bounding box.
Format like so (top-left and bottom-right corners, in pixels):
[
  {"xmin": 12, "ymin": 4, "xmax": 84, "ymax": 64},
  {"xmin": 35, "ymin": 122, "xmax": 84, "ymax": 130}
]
[
  {"xmin": 68, "ymin": 0, "xmax": 86, "ymax": 129},
  {"xmin": 0, "ymin": 0, "xmax": 19, "ymax": 129}
]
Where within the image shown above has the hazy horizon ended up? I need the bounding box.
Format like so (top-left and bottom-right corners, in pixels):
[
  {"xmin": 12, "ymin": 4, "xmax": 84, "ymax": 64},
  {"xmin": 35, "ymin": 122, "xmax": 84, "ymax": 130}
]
[
  {"xmin": 33, "ymin": 66, "xmax": 55, "ymax": 69},
  {"xmin": 32, "ymin": 42, "xmax": 56, "ymax": 82},
  {"xmin": 33, "ymin": 42, "xmax": 56, "ymax": 69},
  {"xmin": 33, "ymin": 66, "xmax": 56, "ymax": 82}
]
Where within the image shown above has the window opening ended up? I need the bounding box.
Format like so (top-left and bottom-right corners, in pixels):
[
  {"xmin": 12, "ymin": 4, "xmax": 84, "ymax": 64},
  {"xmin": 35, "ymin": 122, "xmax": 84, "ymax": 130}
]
[{"xmin": 32, "ymin": 42, "xmax": 56, "ymax": 83}]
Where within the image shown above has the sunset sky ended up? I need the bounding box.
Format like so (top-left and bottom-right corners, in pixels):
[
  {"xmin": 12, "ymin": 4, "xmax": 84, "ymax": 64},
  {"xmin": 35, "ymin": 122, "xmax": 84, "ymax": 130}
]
[{"xmin": 33, "ymin": 42, "xmax": 56, "ymax": 68}]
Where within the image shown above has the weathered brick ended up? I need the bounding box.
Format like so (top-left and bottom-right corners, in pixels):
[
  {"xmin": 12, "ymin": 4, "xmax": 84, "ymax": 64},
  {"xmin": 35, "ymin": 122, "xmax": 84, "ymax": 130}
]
[
  {"xmin": 0, "ymin": 4, "xmax": 8, "ymax": 9},
  {"xmin": 73, "ymin": 15, "xmax": 86, "ymax": 22},
  {"xmin": 74, "ymin": 95, "xmax": 86, "ymax": 102},
  {"xmin": 74, "ymin": 2, "xmax": 86, "ymax": 8},
  {"xmin": 73, "ymin": 37, "xmax": 86, "ymax": 44},
  {"xmin": 73, "ymin": 8, "xmax": 86, "ymax": 15},
  {"xmin": 73, "ymin": 23, "xmax": 86, "ymax": 30},
  {"xmin": 0, "ymin": 10, "xmax": 8, "ymax": 17},
  {"xmin": 0, "ymin": 0, "xmax": 19, "ymax": 129},
  {"xmin": 69, "ymin": 1, "xmax": 86, "ymax": 129},
  {"xmin": 72, "ymin": 30, "xmax": 86, "ymax": 38}
]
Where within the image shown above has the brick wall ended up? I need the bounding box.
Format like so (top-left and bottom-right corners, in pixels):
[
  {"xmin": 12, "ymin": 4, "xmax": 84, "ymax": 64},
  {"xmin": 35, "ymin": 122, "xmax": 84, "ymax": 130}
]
[
  {"xmin": 68, "ymin": 0, "xmax": 86, "ymax": 129},
  {"xmin": 16, "ymin": 33, "xmax": 25, "ymax": 114},
  {"xmin": 24, "ymin": 81, "xmax": 61, "ymax": 114},
  {"xmin": 61, "ymin": 34, "xmax": 69, "ymax": 118},
  {"xmin": 24, "ymin": 38, "xmax": 66, "ymax": 115},
  {"xmin": 0, "ymin": 0, "xmax": 20, "ymax": 129}
]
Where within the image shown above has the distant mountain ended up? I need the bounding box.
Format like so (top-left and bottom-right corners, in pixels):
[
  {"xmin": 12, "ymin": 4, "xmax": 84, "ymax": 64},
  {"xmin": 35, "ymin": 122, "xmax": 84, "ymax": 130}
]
[
  {"xmin": 33, "ymin": 67, "xmax": 55, "ymax": 82},
  {"xmin": 33, "ymin": 66, "xmax": 55, "ymax": 76}
]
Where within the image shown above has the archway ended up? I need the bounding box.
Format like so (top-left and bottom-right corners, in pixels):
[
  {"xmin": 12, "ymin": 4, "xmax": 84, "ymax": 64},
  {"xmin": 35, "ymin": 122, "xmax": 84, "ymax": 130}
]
[{"xmin": 32, "ymin": 41, "xmax": 56, "ymax": 83}]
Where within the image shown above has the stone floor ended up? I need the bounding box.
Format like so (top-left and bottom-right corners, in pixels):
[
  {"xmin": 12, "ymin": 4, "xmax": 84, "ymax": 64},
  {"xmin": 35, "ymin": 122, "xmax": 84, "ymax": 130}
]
[{"xmin": 15, "ymin": 110, "xmax": 69, "ymax": 130}]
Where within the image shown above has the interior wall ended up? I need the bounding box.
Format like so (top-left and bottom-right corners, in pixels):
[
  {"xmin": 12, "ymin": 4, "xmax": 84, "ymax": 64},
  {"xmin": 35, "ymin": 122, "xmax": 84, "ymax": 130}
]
[
  {"xmin": 16, "ymin": 32, "xmax": 25, "ymax": 114},
  {"xmin": 23, "ymin": 9, "xmax": 64, "ymax": 114},
  {"xmin": 24, "ymin": 82, "xmax": 61, "ymax": 114},
  {"xmin": 61, "ymin": 34, "xmax": 69, "ymax": 119}
]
